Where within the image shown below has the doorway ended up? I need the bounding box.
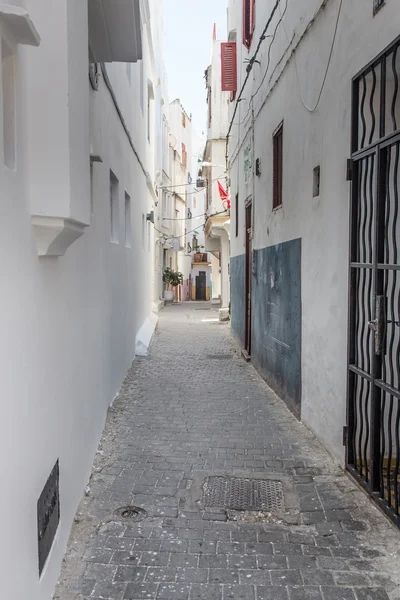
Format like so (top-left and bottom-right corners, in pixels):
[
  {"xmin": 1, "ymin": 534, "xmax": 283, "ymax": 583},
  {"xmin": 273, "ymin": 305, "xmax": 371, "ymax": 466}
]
[
  {"xmin": 347, "ymin": 37, "xmax": 400, "ymax": 528},
  {"xmin": 196, "ymin": 271, "xmax": 207, "ymax": 301}
]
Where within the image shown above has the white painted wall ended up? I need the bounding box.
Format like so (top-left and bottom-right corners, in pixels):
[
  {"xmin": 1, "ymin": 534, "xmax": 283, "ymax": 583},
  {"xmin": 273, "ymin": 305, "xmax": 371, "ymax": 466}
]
[
  {"xmin": 204, "ymin": 37, "xmax": 231, "ymax": 312},
  {"xmin": 0, "ymin": 1, "xmax": 161, "ymax": 598},
  {"xmin": 228, "ymin": 0, "xmax": 400, "ymax": 462}
]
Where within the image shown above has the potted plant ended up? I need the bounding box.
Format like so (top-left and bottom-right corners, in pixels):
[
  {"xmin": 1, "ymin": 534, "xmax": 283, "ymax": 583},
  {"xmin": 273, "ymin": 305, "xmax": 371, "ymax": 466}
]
[{"xmin": 163, "ymin": 267, "xmax": 183, "ymax": 302}]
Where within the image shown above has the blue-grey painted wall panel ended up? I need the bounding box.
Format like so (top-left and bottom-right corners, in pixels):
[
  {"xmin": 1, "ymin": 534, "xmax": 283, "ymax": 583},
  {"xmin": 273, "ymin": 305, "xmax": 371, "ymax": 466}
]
[
  {"xmin": 252, "ymin": 239, "xmax": 302, "ymax": 416},
  {"xmin": 230, "ymin": 254, "xmax": 246, "ymax": 346}
]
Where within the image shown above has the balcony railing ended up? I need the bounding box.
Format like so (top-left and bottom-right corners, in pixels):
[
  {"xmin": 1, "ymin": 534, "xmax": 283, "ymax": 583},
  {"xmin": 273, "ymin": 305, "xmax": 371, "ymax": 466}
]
[{"xmin": 193, "ymin": 253, "xmax": 208, "ymax": 263}]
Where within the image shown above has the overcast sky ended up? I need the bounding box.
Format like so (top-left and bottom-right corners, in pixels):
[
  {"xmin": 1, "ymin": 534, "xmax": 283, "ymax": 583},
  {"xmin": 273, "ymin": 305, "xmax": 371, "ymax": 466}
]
[{"xmin": 162, "ymin": 0, "xmax": 227, "ymax": 136}]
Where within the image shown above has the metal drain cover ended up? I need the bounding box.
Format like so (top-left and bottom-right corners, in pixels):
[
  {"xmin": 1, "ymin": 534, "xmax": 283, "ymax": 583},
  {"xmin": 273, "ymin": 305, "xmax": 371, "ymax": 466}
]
[
  {"xmin": 203, "ymin": 477, "xmax": 284, "ymax": 512},
  {"xmin": 115, "ymin": 506, "xmax": 147, "ymax": 521}
]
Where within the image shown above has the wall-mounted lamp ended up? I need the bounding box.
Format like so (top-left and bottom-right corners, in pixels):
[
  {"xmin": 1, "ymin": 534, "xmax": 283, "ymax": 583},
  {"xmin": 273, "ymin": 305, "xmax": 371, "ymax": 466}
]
[{"xmin": 147, "ymin": 211, "xmax": 154, "ymax": 224}]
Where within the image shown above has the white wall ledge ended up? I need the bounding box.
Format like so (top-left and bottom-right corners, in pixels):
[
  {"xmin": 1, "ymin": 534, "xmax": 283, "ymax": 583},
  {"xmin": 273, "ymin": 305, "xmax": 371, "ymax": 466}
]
[
  {"xmin": 31, "ymin": 216, "xmax": 86, "ymax": 257},
  {"xmin": 135, "ymin": 313, "xmax": 158, "ymax": 356},
  {"xmin": 0, "ymin": 5, "xmax": 40, "ymax": 46}
]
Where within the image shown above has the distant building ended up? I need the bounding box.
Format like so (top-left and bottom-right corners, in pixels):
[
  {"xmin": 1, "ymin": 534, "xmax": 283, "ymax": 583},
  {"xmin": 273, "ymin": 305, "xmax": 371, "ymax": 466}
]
[{"xmin": 203, "ymin": 27, "xmax": 231, "ymax": 317}]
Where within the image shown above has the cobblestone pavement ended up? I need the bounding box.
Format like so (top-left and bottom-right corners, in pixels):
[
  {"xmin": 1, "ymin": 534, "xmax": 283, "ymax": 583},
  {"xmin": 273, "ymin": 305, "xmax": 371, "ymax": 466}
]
[{"xmin": 55, "ymin": 303, "xmax": 400, "ymax": 600}]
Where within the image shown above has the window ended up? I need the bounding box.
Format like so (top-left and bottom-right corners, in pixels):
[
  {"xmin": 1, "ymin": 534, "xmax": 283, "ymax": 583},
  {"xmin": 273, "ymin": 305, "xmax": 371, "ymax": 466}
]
[
  {"xmin": 125, "ymin": 193, "xmax": 131, "ymax": 247},
  {"xmin": 273, "ymin": 123, "xmax": 283, "ymax": 210},
  {"xmin": 147, "ymin": 81, "xmax": 154, "ymax": 143},
  {"xmin": 147, "ymin": 221, "xmax": 151, "ymax": 252},
  {"xmin": 182, "ymin": 143, "xmax": 187, "ymax": 169},
  {"xmin": 182, "ymin": 112, "xmax": 186, "ymax": 128},
  {"xmin": 140, "ymin": 61, "xmax": 144, "ymax": 113},
  {"xmin": 193, "ymin": 198, "xmax": 197, "ymax": 209},
  {"xmin": 207, "ymin": 86, "xmax": 212, "ymax": 128},
  {"xmin": 313, "ymin": 166, "xmax": 320, "ymax": 198},
  {"xmin": 2, "ymin": 40, "xmax": 15, "ymax": 169},
  {"xmin": 373, "ymin": 0, "xmax": 385, "ymax": 14},
  {"xmin": 110, "ymin": 171, "xmax": 119, "ymax": 243},
  {"xmin": 141, "ymin": 213, "xmax": 146, "ymax": 249},
  {"xmin": 221, "ymin": 43, "xmax": 237, "ymax": 93},
  {"xmin": 243, "ymin": 0, "xmax": 255, "ymax": 50},
  {"xmin": 235, "ymin": 193, "xmax": 239, "ymax": 237},
  {"xmin": 90, "ymin": 163, "xmax": 94, "ymax": 215}
]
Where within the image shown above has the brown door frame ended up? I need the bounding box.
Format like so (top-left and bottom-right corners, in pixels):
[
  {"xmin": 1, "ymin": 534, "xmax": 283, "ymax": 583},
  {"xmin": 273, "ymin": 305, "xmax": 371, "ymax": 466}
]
[{"xmin": 245, "ymin": 200, "xmax": 252, "ymax": 357}]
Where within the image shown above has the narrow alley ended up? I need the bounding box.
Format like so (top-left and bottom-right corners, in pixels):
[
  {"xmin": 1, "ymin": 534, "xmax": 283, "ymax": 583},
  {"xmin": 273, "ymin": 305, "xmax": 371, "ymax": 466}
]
[{"xmin": 56, "ymin": 304, "xmax": 399, "ymax": 600}]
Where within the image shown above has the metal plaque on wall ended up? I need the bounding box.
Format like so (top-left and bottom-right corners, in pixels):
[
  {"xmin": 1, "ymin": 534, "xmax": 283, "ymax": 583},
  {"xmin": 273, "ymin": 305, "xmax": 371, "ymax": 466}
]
[{"xmin": 37, "ymin": 460, "xmax": 60, "ymax": 575}]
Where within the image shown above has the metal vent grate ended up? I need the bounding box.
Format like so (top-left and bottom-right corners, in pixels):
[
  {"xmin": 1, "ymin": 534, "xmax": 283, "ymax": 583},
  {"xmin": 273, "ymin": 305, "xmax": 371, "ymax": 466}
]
[{"xmin": 204, "ymin": 477, "xmax": 284, "ymax": 512}]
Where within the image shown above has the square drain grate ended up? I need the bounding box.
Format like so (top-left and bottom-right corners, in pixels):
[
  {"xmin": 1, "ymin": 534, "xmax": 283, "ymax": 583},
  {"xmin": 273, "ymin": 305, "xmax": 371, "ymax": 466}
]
[{"xmin": 203, "ymin": 477, "xmax": 284, "ymax": 512}]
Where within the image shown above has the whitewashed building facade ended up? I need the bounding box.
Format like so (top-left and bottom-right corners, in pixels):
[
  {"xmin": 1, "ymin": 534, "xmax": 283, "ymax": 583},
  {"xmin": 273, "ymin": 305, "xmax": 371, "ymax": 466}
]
[
  {"xmin": 203, "ymin": 30, "xmax": 231, "ymax": 316},
  {"xmin": 0, "ymin": 1, "xmax": 163, "ymax": 597},
  {"xmin": 226, "ymin": 0, "xmax": 400, "ymax": 524}
]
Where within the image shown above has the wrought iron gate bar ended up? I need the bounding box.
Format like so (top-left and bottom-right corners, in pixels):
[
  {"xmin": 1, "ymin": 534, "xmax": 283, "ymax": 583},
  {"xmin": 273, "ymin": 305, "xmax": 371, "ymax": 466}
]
[
  {"xmin": 348, "ymin": 36, "xmax": 400, "ymax": 527},
  {"xmin": 376, "ymin": 380, "xmax": 400, "ymax": 400}
]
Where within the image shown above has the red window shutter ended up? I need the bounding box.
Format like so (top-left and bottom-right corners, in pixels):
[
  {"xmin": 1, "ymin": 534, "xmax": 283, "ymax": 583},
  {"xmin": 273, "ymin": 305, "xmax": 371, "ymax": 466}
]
[{"xmin": 221, "ymin": 42, "xmax": 237, "ymax": 92}]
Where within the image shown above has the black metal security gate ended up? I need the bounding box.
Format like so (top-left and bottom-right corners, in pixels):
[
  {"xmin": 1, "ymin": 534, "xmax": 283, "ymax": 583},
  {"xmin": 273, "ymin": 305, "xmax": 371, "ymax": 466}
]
[{"xmin": 347, "ymin": 36, "xmax": 400, "ymax": 527}]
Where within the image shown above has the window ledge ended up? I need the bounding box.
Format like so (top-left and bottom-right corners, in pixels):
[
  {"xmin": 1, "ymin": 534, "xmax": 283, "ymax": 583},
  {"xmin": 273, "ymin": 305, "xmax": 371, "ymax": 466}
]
[
  {"xmin": 0, "ymin": 4, "xmax": 40, "ymax": 46},
  {"xmin": 31, "ymin": 216, "xmax": 86, "ymax": 257}
]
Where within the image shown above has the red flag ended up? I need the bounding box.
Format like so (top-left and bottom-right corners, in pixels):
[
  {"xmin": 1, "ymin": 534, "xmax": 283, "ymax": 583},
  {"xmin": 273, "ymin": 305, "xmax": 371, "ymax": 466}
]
[{"xmin": 218, "ymin": 181, "xmax": 231, "ymax": 209}]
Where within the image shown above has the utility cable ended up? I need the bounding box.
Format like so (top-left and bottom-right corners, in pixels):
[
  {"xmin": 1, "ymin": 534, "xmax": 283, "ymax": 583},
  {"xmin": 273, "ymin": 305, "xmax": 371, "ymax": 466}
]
[
  {"xmin": 234, "ymin": 0, "xmax": 289, "ymax": 130},
  {"xmin": 280, "ymin": 0, "xmax": 344, "ymax": 112},
  {"xmin": 225, "ymin": 0, "xmax": 282, "ymax": 165},
  {"xmin": 155, "ymin": 210, "xmax": 228, "ymax": 241},
  {"xmin": 163, "ymin": 212, "xmax": 207, "ymax": 222},
  {"xmin": 159, "ymin": 172, "xmax": 226, "ymax": 190}
]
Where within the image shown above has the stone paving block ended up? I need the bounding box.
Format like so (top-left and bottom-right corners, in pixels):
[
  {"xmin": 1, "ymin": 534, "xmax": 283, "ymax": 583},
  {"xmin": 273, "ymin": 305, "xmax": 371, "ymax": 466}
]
[
  {"xmin": 354, "ymin": 590, "xmax": 390, "ymax": 600},
  {"xmin": 157, "ymin": 583, "xmax": 190, "ymax": 599},
  {"xmin": 114, "ymin": 566, "xmax": 147, "ymax": 582},
  {"xmin": 91, "ymin": 580, "xmax": 127, "ymax": 599},
  {"xmin": 256, "ymin": 586, "xmax": 289, "ymax": 600},
  {"xmin": 288, "ymin": 588, "xmax": 323, "ymax": 600},
  {"xmin": 124, "ymin": 582, "xmax": 158, "ymax": 599},
  {"xmin": 83, "ymin": 547, "xmax": 114, "ymax": 564},
  {"xmin": 222, "ymin": 585, "xmax": 256, "ymax": 600},
  {"xmin": 238, "ymin": 569, "xmax": 270, "ymax": 584},
  {"xmin": 227, "ymin": 555, "xmax": 257, "ymax": 569},
  {"xmin": 245, "ymin": 543, "xmax": 273, "ymax": 555},
  {"xmin": 199, "ymin": 554, "xmax": 228, "ymax": 569},
  {"xmin": 169, "ymin": 554, "xmax": 199, "ymax": 568},
  {"xmin": 190, "ymin": 540, "xmax": 217, "ymax": 554},
  {"xmin": 256, "ymin": 555, "xmax": 288, "ymax": 570},
  {"xmin": 321, "ymin": 588, "xmax": 356, "ymax": 600},
  {"xmin": 139, "ymin": 552, "xmax": 170, "ymax": 567},
  {"xmin": 176, "ymin": 568, "xmax": 208, "ymax": 583},
  {"xmin": 190, "ymin": 584, "xmax": 222, "ymax": 600},
  {"xmin": 145, "ymin": 567, "xmax": 178, "ymax": 582},
  {"xmin": 270, "ymin": 570, "xmax": 302, "ymax": 586},
  {"xmin": 209, "ymin": 569, "xmax": 239, "ymax": 583},
  {"xmin": 301, "ymin": 569, "xmax": 335, "ymax": 586}
]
